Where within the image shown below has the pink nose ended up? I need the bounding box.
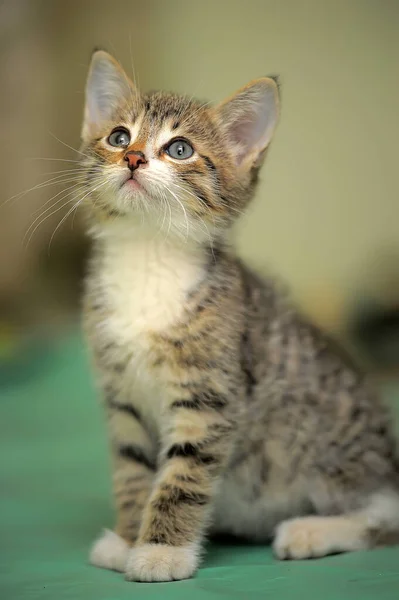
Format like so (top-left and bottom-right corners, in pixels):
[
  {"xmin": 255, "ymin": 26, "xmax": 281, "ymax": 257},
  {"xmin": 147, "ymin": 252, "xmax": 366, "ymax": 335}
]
[{"xmin": 124, "ymin": 151, "xmax": 147, "ymax": 171}]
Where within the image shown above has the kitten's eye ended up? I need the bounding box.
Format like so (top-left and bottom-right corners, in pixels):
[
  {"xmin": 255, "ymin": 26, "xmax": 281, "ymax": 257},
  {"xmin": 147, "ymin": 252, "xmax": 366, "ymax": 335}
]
[
  {"xmin": 165, "ymin": 139, "xmax": 194, "ymax": 160},
  {"xmin": 108, "ymin": 128, "xmax": 131, "ymax": 148}
]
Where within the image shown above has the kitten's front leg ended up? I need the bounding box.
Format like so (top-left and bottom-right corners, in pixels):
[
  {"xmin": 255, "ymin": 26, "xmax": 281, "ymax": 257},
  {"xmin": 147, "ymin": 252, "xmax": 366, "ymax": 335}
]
[
  {"xmin": 125, "ymin": 385, "xmax": 235, "ymax": 582},
  {"xmin": 90, "ymin": 397, "xmax": 156, "ymax": 572}
]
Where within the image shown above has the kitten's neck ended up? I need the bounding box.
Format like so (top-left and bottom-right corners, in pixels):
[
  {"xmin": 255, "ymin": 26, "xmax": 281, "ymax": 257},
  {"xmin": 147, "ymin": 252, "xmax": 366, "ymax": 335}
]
[
  {"xmin": 90, "ymin": 219, "xmax": 212, "ymax": 331},
  {"xmin": 90, "ymin": 215, "xmax": 219, "ymax": 263},
  {"xmin": 91, "ymin": 217, "xmax": 213, "ymax": 288}
]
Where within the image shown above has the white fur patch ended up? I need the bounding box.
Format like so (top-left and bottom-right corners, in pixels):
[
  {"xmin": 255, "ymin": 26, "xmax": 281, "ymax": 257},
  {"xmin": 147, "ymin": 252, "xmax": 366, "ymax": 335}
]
[
  {"xmin": 273, "ymin": 516, "xmax": 368, "ymax": 560},
  {"xmin": 125, "ymin": 543, "xmax": 199, "ymax": 582},
  {"xmin": 92, "ymin": 230, "xmax": 207, "ymax": 430},
  {"xmin": 364, "ymin": 489, "xmax": 399, "ymax": 531},
  {"xmin": 97, "ymin": 229, "xmax": 206, "ymax": 335},
  {"xmin": 89, "ymin": 529, "xmax": 130, "ymax": 572}
]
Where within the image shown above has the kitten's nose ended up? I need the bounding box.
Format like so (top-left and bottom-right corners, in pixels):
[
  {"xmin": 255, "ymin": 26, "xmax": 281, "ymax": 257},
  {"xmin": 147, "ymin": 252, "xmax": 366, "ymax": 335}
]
[{"xmin": 124, "ymin": 151, "xmax": 147, "ymax": 172}]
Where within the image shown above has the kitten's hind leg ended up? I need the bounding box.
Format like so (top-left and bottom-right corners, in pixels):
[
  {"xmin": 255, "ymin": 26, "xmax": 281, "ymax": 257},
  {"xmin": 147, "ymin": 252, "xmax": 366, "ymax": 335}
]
[
  {"xmin": 274, "ymin": 515, "xmax": 367, "ymax": 559},
  {"xmin": 273, "ymin": 489, "xmax": 399, "ymax": 560}
]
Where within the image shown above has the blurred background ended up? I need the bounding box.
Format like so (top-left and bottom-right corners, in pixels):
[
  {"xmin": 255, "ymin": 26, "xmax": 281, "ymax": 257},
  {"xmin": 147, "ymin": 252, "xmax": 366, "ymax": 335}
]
[{"xmin": 1, "ymin": 0, "xmax": 399, "ymax": 378}]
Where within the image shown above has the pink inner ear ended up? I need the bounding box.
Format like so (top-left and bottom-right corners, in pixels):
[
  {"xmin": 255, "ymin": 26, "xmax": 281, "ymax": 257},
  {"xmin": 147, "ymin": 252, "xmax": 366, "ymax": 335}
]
[
  {"xmin": 83, "ymin": 52, "xmax": 134, "ymax": 138},
  {"xmin": 221, "ymin": 81, "xmax": 278, "ymax": 165},
  {"xmin": 233, "ymin": 116, "xmax": 260, "ymax": 162}
]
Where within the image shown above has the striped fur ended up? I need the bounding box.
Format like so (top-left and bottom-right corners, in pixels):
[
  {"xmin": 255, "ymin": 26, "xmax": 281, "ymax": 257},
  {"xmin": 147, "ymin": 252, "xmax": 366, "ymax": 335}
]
[{"xmin": 81, "ymin": 52, "xmax": 399, "ymax": 582}]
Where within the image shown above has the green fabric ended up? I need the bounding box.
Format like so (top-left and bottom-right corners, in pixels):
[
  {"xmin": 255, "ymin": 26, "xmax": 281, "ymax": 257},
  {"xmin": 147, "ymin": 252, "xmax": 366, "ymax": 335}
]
[{"xmin": 1, "ymin": 334, "xmax": 399, "ymax": 599}]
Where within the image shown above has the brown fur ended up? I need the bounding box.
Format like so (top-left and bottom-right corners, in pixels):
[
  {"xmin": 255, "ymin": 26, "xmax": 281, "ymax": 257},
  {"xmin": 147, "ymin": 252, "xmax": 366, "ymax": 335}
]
[{"xmin": 80, "ymin": 51, "xmax": 399, "ymax": 582}]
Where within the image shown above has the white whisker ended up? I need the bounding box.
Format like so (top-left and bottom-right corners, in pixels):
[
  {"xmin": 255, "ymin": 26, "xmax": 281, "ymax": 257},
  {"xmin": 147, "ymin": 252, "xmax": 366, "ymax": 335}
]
[
  {"xmin": 32, "ymin": 181, "xmax": 85, "ymax": 216},
  {"xmin": 48, "ymin": 180, "xmax": 108, "ymax": 252},
  {"xmin": 27, "ymin": 157, "xmax": 82, "ymax": 164},
  {"xmin": 24, "ymin": 196, "xmax": 74, "ymax": 249},
  {"xmin": 163, "ymin": 183, "xmax": 190, "ymax": 242},
  {"xmin": 23, "ymin": 184, "xmax": 84, "ymax": 246},
  {"xmin": 3, "ymin": 174, "xmax": 88, "ymax": 207},
  {"xmin": 48, "ymin": 131, "xmax": 113, "ymax": 166}
]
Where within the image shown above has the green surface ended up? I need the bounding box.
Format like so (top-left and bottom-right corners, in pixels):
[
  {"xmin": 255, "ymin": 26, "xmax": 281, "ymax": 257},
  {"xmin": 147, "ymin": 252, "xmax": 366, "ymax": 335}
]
[{"xmin": 1, "ymin": 334, "xmax": 399, "ymax": 599}]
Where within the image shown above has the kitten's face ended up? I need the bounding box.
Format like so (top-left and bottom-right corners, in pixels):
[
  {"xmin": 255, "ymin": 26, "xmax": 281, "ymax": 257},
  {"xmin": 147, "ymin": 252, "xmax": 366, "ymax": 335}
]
[{"xmin": 81, "ymin": 51, "xmax": 279, "ymax": 242}]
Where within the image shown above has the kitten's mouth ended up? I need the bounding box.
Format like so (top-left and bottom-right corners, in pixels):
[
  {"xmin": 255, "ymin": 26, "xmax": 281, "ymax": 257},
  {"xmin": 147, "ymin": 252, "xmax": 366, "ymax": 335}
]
[{"xmin": 123, "ymin": 174, "xmax": 143, "ymax": 192}]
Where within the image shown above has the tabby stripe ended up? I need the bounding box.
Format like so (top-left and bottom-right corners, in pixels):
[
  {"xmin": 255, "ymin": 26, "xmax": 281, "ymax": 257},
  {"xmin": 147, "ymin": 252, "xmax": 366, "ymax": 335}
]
[
  {"xmin": 184, "ymin": 167, "xmax": 204, "ymax": 175},
  {"xmin": 166, "ymin": 442, "xmax": 216, "ymax": 465},
  {"xmin": 174, "ymin": 473, "xmax": 198, "ymax": 484},
  {"xmin": 124, "ymin": 474, "xmax": 148, "ymax": 484},
  {"xmin": 155, "ymin": 486, "xmax": 209, "ymax": 508},
  {"xmin": 148, "ymin": 532, "xmax": 168, "ymax": 544},
  {"xmin": 108, "ymin": 399, "xmax": 142, "ymax": 423},
  {"xmin": 240, "ymin": 330, "xmax": 257, "ymax": 396},
  {"xmin": 171, "ymin": 399, "xmax": 202, "ymax": 410},
  {"xmin": 112, "ymin": 362, "xmax": 127, "ymax": 373},
  {"xmin": 118, "ymin": 444, "xmax": 156, "ymax": 471},
  {"xmin": 240, "ymin": 272, "xmax": 257, "ymax": 397},
  {"xmin": 124, "ymin": 521, "xmax": 141, "ymax": 535},
  {"xmin": 190, "ymin": 183, "xmax": 213, "ymax": 208},
  {"xmin": 171, "ymin": 391, "xmax": 228, "ymax": 411},
  {"xmin": 180, "ymin": 176, "xmax": 213, "ymax": 208},
  {"xmin": 200, "ymin": 154, "xmax": 216, "ymax": 174},
  {"xmin": 198, "ymin": 391, "xmax": 228, "ymax": 409},
  {"xmin": 115, "ymin": 482, "xmax": 146, "ymax": 498},
  {"xmin": 119, "ymin": 499, "xmax": 138, "ymax": 510}
]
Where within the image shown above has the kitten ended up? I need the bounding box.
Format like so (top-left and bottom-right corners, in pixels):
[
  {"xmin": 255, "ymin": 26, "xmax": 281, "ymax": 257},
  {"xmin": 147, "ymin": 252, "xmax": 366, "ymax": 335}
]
[{"xmin": 80, "ymin": 50, "xmax": 399, "ymax": 582}]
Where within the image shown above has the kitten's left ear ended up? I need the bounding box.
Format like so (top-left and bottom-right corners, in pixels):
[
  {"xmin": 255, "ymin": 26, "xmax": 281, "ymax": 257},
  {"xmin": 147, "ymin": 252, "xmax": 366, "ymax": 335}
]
[
  {"xmin": 82, "ymin": 50, "xmax": 136, "ymax": 140},
  {"xmin": 215, "ymin": 77, "xmax": 280, "ymax": 168}
]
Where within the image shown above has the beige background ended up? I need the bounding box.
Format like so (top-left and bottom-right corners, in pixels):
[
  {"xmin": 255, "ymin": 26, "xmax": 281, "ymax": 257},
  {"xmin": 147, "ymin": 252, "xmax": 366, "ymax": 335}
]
[{"xmin": 1, "ymin": 0, "xmax": 398, "ymax": 333}]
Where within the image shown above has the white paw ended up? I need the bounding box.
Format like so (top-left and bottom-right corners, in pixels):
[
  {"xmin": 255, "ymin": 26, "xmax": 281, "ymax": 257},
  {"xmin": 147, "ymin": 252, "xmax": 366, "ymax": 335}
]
[
  {"xmin": 274, "ymin": 515, "xmax": 368, "ymax": 560},
  {"xmin": 89, "ymin": 529, "xmax": 130, "ymax": 572},
  {"xmin": 125, "ymin": 543, "xmax": 199, "ymax": 582},
  {"xmin": 273, "ymin": 517, "xmax": 336, "ymax": 560}
]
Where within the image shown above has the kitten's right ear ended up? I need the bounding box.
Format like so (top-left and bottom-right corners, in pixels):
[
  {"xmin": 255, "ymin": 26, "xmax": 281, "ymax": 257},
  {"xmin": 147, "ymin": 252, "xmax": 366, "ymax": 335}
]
[{"xmin": 82, "ymin": 50, "xmax": 135, "ymax": 140}]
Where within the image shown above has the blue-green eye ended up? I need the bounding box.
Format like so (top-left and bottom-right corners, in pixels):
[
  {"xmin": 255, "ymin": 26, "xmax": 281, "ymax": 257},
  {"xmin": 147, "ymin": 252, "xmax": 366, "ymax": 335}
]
[
  {"xmin": 165, "ymin": 139, "xmax": 194, "ymax": 160},
  {"xmin": 108, "ymin": 128, "xmax": 131, "ymax": 148}
]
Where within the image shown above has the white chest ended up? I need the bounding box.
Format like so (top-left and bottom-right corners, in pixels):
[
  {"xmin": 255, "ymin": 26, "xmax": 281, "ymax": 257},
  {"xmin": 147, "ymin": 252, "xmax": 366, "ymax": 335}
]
[
  {"xmin": 98, "ymin": 234, "xmax": 205, "ymax": 338},
  {"xmin": 92, "ymin": 232, "xmax": 206, "ymax": 428}
]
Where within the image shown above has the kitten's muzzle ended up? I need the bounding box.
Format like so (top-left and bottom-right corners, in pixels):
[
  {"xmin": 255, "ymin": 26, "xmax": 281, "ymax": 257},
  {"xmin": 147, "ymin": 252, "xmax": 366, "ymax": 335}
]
[{"xmin": 124, "ymin": 151, "xmax": 147, "ymax": 172}]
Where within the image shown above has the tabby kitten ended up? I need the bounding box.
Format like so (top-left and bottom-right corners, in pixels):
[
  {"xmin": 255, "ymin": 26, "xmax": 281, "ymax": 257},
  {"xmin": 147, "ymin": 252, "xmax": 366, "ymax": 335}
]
[{"xmin": 81, "ymin": 51, "xmax": 399, "ymax": 582}]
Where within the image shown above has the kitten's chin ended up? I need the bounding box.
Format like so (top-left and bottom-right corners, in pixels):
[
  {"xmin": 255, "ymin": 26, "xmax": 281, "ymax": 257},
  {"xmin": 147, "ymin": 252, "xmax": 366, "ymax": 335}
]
[{"xmin": 123, "ymin": 178, "xmax": 143, "ymax": 192}]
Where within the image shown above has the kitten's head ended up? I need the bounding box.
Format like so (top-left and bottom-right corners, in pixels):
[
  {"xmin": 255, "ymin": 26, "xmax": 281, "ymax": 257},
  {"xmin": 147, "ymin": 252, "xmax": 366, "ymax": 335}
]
[{"xmin": 80, "ymin": 50, "xmax": 279, "ymax": 242}]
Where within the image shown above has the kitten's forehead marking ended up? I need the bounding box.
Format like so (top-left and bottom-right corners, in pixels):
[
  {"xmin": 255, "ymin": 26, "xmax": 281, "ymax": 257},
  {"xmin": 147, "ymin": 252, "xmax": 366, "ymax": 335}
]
[
  {"xmin": 142, "ymin": 123, "xmax": 177, "ymax": 158},
  {"xmin": 155, "ymin": 125, "xmax": 177, "ymax": 149},
  {"xmin": 129, "ymin": 109, "xmax": 146, "ymax": 146}
]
